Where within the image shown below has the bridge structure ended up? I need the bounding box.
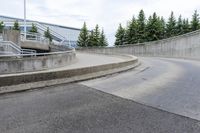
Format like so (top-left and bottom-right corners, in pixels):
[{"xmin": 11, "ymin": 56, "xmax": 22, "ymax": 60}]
[{"xmin": 1, "ymin": 29, "xmax": 200, "ymax": 132}]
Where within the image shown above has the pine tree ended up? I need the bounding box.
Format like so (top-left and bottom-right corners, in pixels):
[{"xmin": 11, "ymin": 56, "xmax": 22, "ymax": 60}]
[
  {"xmin": 146, "ymin": 13, "xmax": 163, "ymax": 41},
  {"xmin": 166, "ymin": 12, "xmax": 177, "ymax": 37},
  {"xmin": 124, "ymin": 16, "xmax": 138, "ymax": 44},
  {"xmin": 176, "ymin": 15, "xmax": 183, "ymax": 35},
  {"xmin": 88, "ymin": 30, "xmax": 96, "ymax": 47},
  {"xmin": 160, "ymin": 17, "xmax": 166, "ymax": 39},
  {"xmin": 13, "ymin": 20, "xmax": 20, "ymax": 31},
  {"xmin": 183, "ymin": 18, "xmax": 191, "ymax": 33},
  {"xmin": 44, "ymin": 27, "xmax": 52, "ymax": 42},
  {"xmin": 115, "ymin": 24, "xmax": 125, "ymax": 46},
  {"xmin": 29, "ymin": 23, "xmax": 38, "ymax": 33},
  {"xmin": 146, "ymin": 15, "xmax": 153, "ymax": 41},
  {"xmin": 93, "ymin": 24, "xmax": 101, "ymax": 46},
  {"xmin": 191, "ymin": 10, "xmax": 200, "ymax": 31},
  {"xmin": 77, "ymin": 22, "xmax": 89, "ymax": 47},
  {"xmin": 137, "ymin": 9, "xmax": 146, "ymax": 43},
  {"xmin": 115, "ymin": 9, "xmax": 200, "ymax": 45},
  {"xmin": 0, "ymin": 21, "xmax": 4, "ymax": 33},
  {"xmin": 99, "ymin": 29, "xmax": 108, "ymax": 46}
]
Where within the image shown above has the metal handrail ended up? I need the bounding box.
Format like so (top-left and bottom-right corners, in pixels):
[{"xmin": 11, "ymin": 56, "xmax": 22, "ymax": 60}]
[
  {"xmin": 36, "ymin": 23, "xmax": 66, "ymax": 40},
  {"xmin": 20, "ymin": 32, "xmax": 49, "ymax": 45},
  {"xmin": 0, "ymin": 41, "xmax": 36, "ymax": 56},
  {"xmin": 0, "ymin": 42, "xmax": 21, "ymax": 54},
  {"xmin": 4, "ymin": 21, "xmax": 67, "ymax": 42},
  {"xmin": 0, "ymin": 50, "xmax": 75, "ymax": 58}
]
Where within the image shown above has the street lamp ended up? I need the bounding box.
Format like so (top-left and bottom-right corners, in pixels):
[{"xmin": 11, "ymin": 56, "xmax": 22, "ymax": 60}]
[{"xmin": 24, "ymin": 0, "xmax": 26, "ymax": 40}]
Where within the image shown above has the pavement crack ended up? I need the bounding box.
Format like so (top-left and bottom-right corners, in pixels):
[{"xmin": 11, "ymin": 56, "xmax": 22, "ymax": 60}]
[{"xmin": 136, "ymin": 66, "xmax": 150, "ymax": 74}]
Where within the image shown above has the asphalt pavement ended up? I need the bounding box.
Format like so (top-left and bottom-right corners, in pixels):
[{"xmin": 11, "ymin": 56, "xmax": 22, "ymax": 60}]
[
  {"xmin": 82, "ymin": 57, "xmax": 200, "ymax": 121},
  {"xmin": 1, "ymin": 57, "xmax": 200, "ymax": 132}
]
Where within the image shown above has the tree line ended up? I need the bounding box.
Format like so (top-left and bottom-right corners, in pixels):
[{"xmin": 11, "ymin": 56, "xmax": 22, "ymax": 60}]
[
  {"xmin": 77, "ymin": 22, "xmax": 108, "ymax": 47},
  {"xmin": 115, "ymin": 10, "xmax": 200, "ymax": 46}
]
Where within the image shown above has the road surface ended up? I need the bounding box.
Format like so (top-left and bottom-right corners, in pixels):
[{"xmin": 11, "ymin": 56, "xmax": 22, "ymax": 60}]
[
  {"xmin": 1, "ymin": 57, "xmax": 200, "ymax": 132},
  {"xmin": 82, "ymin": 57, "xmax": 200, "ymax": 121}
]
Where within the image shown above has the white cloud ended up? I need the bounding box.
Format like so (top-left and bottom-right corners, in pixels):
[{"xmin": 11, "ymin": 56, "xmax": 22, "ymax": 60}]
[{"xmin": 0, "ymin": 0, "xmax": 200, "ymax": 45}]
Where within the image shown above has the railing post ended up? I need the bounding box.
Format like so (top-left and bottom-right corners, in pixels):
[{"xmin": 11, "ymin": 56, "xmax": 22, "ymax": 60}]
[{"xmin": 24, "ymin": 0, "xmax": 27, "ymax": 41}]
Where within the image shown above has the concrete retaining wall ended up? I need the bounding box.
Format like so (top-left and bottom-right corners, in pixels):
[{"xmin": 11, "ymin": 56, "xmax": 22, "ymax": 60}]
[
  {"xmin": 21, "ymin": 41, "xmax": 50, "ymax": 51},
  {"xmin": 0, "ymin": 51, "xmax": 76, "ymax": 74},
  {"xmin": 3, "ymin": 30, "xmax": 21, "ymax": 46},
  {"xmin": 78, "ymin": 30, "xmax": 200, "ymax": 60},
  {"xmin": 0, "ymin": 55, "xmax": 138, "ymax": 87}
]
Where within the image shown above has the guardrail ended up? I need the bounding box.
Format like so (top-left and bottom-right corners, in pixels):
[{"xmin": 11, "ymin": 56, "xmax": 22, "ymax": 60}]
[
  {"xmin": 20, "ymin": 32, "xmax": 49, "ymax": 45},
  {"xmin": 0, "ymin": 49, "xmax": 75, "ymax": 58},
  {"xmin": 0, "ymin": 41, "xmax": 36, "ymax": 56},
  {"xmin": 4, "ymin": 21, "xmax": 66, "ymax": 42},
  {"xmin": 3, "ymin": 21, "xmax": 77, "ymax": 48},
  {"xmin": 35, "ymin": 22, "xmax": 66, "ymax": 41}
]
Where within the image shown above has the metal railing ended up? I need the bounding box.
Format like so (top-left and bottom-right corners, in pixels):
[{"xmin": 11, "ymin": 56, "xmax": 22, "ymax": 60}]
[
  {"xmin": 3, "ymin": 21, "xmax": 78, "ymax": 48},
  {"xmin": 35, "ymin": 22, "xmax": 66, "ymax": 41},
  {"xmin": 20, "ymin": 31, "xmax": 49, "ymax": 45},
  {"xmin": 4, "ymin": 21, "xmax": 66, "ymax": 42},
  {"xmin": 0, "ymin": 41, "xmax": 36, "ymax": 56},
  {"xmin": 0, "ymin": 49, "xmax": 75, "ymax": 58}
]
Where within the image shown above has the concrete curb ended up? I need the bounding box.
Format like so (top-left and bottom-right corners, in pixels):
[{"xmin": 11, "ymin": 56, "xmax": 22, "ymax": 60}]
[{"xmin": 0, "ymin": 54, "xmax": 139, "ymax": 95}]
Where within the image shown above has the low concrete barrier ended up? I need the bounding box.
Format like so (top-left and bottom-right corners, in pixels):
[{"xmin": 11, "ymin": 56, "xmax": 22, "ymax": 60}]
[
  {"xmin": 21, "ymin": 41, "xmax": 50, "ymax": 51},
  {"xmin": 0, "ymin": 50, "xmax": 76, "ymax": 74},
  {"xmin": 50, "ymin": 44, "xmax": 71, "ymax": 52},
  {"xmin": 78, "ymin": 30, "xmax": 200, "ymax": 60},
  {"xmin": 0, "ymin": 54, "xmax": 138, "ymax": 90}
]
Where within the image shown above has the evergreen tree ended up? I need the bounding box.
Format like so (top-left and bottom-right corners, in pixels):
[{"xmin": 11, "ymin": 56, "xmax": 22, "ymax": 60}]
[
  {"xmin": 93, "ymin": 24, "xmax": 101, "ymax": 46},
  {"xmin": 124, "ymin": 16, "xmax": 138, "ymax": 44},
  {"xmin": 166, "ymin": 12, "xmax": 177, "ymax": 37},
  {"xmin": 99, "ymin": 29, "xmax": 108, "ymax": 46},
  {"xmin": 115, "ymin": 9, "xmax": 200, "ymax": 46},
  {"xmin": 137, "ymin": 9, "xmax": 146, "ymax": 43},
  {"xmin": 160, "ymin": 17, "xmax": 166, "ymax": 39},
  {"xmin": 0, "ymin": 21, "xmax": 4, "ymax": 33},
  {"xmin": 44, "ymin": 27, "xmax": 52, "ymax": 42},
  {"xmin": 29, "ymin": 23, "xmax": 38, "ymax": 33},
  {"xmin": 183, "ymin": 18, "xmax": 191, "ymax": 33},
  {"xmin": 13, "ymin": 20, "xmax": 20, "ymax": 31},
  {"xmin": 115, "ymin": 24, "xmax": 125, "ymax": 46},
  {"xmin": 77, "ymin": 22, "xmax": 89, "ymax": 47},
  {"xmin": 146, "ymin": 15, "xmax": 153, "ymax": 41},
  {"xmin": 88, "ymin": 30, "xmax": 96, "ymax": 47},
  {"xmin": 191, "ymin": 10, "xmax": 200, "ymax": 31},
  {"xmin": 176, "ymin": 15, "xmax": 184, "ymax": 35},
  {"xmin": 146, "ymin": 13, "xmax": 163, "ymax": 41}
]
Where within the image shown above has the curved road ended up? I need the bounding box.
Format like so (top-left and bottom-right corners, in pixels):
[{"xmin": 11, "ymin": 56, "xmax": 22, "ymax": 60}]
[
  {"xmin": 82, "ymin": 57, "xmax": 200, "ymax": 121},
  {"xmin": 1, "ymin": 57, "xmax": 200, "ymax": 132}
]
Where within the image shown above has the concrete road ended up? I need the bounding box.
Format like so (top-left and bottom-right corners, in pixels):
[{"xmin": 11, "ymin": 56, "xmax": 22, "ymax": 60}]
[
  {"xmin": 82, "ymin": 57, "xmax": 200, "ymax": 121},
  {"xmin": 0, "ymin": 83, "xmax": 200, "ymax": 133}
]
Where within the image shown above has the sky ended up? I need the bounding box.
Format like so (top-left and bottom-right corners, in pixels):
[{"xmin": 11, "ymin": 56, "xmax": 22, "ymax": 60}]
[{"xmin": 0, "ymin": 0, "xmax": 200, "ymax": 45}]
